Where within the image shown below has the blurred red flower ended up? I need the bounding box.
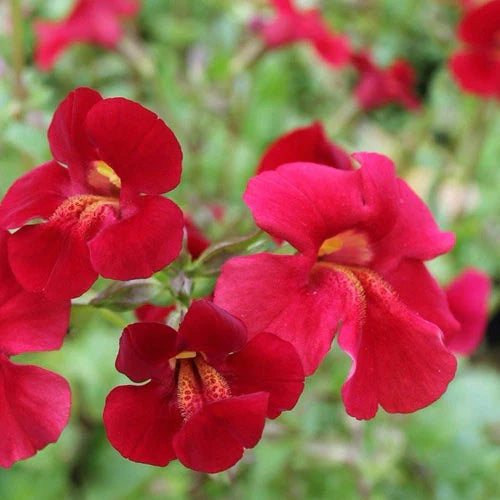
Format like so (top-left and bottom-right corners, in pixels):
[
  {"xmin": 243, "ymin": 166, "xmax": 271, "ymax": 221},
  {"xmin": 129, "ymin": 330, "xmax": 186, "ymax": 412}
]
[
  {"xmin": 0, "ymin": 87, "xmax": 184, "ymax": 300},
  {"xmin": 104, "ymin": 300, "xmax": 304, "ymax": 472},
  {"xmin": 0, "ymin": 230, "xmax": 71, "ymax": 467},
  {"xmin": 445, "ymin": 269, "xmax": 491, "ymax": 355},
  {"xmin": 215, "ymin": 153, "xmax": 458, "ymax": 419},
  {"xmin": 450, "ymin": 0, "xmax": 500, "ymax": 99},
  {"xmin": 351, "ymin": 51, "xmax": 421, "ymax": 111},
  {"xmin": 34, "ymin": 0, "xmax": 140, "ymax": 70},
  {"xmin": 251, "ymin": 0, "xmax": 350, "ymax": 67},
  {"xmin": 256, "ymin": 122, "xmax": 352, "ymax": 174}
]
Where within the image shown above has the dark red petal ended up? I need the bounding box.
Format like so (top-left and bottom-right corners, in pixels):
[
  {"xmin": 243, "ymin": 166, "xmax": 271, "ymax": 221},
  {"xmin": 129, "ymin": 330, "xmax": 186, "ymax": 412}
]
[
  {"xmin": 450, "ymin": 51, "xmax": 500, "ymax": 98},
  {"xmin": 445, "ymin": 269, "xmax": 491, "ymax": 355},
  {"xmin": 0, "ymin": 161, "xmax": 74, "ymax": 229},
  {"xmin": 215, "ymin": 254, "xmax": 346, "ymax": 375},
  {"xmin": 173, "ymin": 393, "xmax": 269, "ymax": 473},
  {"xmin": 256, "ymin": 122, "xmax": 352, "ymax": 174},
  {"xmin": 384, "ymin": 258, "xmax": 460, "ymax": 345},
  {"xmin": 104, "ymin": 382, "xmax": 181, "ymax": 467},
  {"xmin": 88, "ymin": 195, "xmax": 183, "ymax": 280},
  {"xmin": 0, "ymin": 356, "xmax": 70, "ymax": 468},
  {"xmin": 135, "ymin": 304, "xmax": 175, "ymax": 323},
  {"xmin": 185, "ymin": 217, "xmax": 210, "ymax": 259},
  {"xmin": 0, "ymin": 282, "xmax": 69, "ymax": 355},
  {"xmin": 338, "ymin": 269, "xmax": 457, "ymax": 420},
  {"xmin": 220, "ymin": 333, "xmax": 304, "ymax": 418},
  {"xmin": 244, "ymin": 163, "xmax": 366, "ymax": 255},
  {"xmin": 116, "ymin": 322, "xmax": 178, "ymax": 383},
  {"xmin": 177, "ymin": 300, "xmax": 247, "ymax": 365},
  {"xmin": 47, "ymin": 87, "xmax": 102, "ymax": 186},
  {"xmin": 8, "ymin": 223, "xmax": 97, "ymax": 300},
  {"xmin": 84, "ymin": 97, "xmax": 182, "ymax": 195},
  {"xmin": 458, "ymin": 0, "xmax": 500, "ymax": 46}
]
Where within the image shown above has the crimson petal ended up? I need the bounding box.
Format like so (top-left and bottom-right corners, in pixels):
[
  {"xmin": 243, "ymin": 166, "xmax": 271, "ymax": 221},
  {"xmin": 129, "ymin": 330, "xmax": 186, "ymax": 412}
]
[
  {"xmin": 0, "ymin": 356, "xmax": 70, "ymax": 468},
  {"xmin": 173, "ymin": 393, "xmax": 269, "ymax": 473},
  {"xmin": 104, "ymin": 382, "xmax": 181, "ymax": 467},
  {"xmin": 88, "ymin": 195, "xmax": 184, "ymax": 281}
]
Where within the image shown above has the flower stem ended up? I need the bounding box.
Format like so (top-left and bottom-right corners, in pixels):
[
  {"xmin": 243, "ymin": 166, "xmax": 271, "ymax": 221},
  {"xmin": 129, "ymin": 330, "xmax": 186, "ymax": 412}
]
[{"xmin": 11, "ymin": 0, "xmax": 27, "ymax": 104}]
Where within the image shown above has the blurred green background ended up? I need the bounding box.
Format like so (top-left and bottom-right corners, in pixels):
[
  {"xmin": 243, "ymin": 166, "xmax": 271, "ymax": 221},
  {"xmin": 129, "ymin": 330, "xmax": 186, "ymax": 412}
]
[{"xmin": 1, "ymin": 0, "xmax": 499, "ymax": 498}]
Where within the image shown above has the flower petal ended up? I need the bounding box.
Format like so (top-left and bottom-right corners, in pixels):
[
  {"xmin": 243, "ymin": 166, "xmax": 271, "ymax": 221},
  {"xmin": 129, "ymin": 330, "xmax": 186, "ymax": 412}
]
[
  {"xmin": 88, "ymin": 195, "xmax": 184, "ymax": 281},
  {"xmin": 220, "ymin": 333, "xmax": 304, "ymax": 418},
  {"xmin": 457, "ymin": 0, "xmax": 500, "ymax": 46},
  {"xmin": 185, "ymin": 217, "xmax": 210, "ymax": 259},
  {"xmin": 135, "ymin": 304, "xmax": 175, "ymax": 323},
  {"xmin": 338, "ymin": 268, "xmax": 457, "ymax": 420},
  {"xmin": 445, "ymin": 269, "xmax": 491, "ymax": 355},
  {"xmin": 368, "ymin": 175, "xmax": 455, "ymax": 271},
  {"xmin": 84, "ymin": 97, "xmax": 182, "ymax": 195},
  {"xmin": 0, "ymin": 356, "xmax": 70, "ymax": 468},
  {"xmin": 116, "ymin": 323, "xmax": 177, "ymax": 383},
  {"xmin": 0, "ymin": 161, "xmax": 74, "ymax": 230},
  {"xmin": 8, "ymin": 223, "xmax": 97, "ymax": 300},
  {"xmin": 104, "ymin": 382, "xmax": 181, "ymax": 467},
  {"xmin": 244, "ymin": 163, "xmax": 366, "ymax": 255},
  {"xmin": 177, "ymin": 300, "xmax": 247, "ymax": 366},
  {"xmin": 256, "ymin": 122, "xmax": 352, "ymax": 174},
  {"xmin": 383, "ymin": 258, "xmax": 460, "ymax": 344},
  {"xmin": 450, "ymin": 51, "xmax": 500, "ymax": 98},
  {"xmin": 173, "ymin": 393, "xmax": 269, "ymax": 473},
  {"xmin": 215, "ymin": 254, "xmax": 346, "ymax": 375},
  {"xmin": 47, "ymin": 87, "xmax": 102, "ymax": 186}
]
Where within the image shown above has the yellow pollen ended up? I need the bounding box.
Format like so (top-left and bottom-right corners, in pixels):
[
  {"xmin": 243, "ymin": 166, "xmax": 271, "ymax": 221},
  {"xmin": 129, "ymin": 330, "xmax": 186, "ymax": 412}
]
[
  {"xmin": 175, "ymin": 351, "xmax": 197, "ymax": 360},
  {"xmin": 93, "ymin": 161, "xmax": 122, "ymax": 189}
]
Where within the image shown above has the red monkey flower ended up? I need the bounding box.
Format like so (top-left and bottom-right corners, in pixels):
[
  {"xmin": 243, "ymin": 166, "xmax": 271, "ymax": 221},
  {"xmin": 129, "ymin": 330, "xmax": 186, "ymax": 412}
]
[
  {"xmin": 104, "ymin": 300, "xmax": 304, "ymax": 472},
  {"xmin": 214, "ymin": 153, "xmax": 458, "ymax": 419},
  {"xmin": 34, "ymin": 0, "xmax": 140, "ymax": 71},
  {"xmin": 445, "ymin": 269, "xmax": 491, "ymax": 355},
  {"xmin": 351, "ymin": 51, "xmax": 421, "ymax": 111},
  {"xmin": 256, "ymin": 122, "xmax": 353, "ymax": 174},
  {"xmin": 0, "ymin": 230, "xmax": 71, "ymax": 467},
  {"xmin": 251, "ymin": 0, "xmax": 350, "ymax": 67},
  {"xmin": 0, "ymin": 87, "xmax": 184, "ymax": 300},
  {"xmin": 449, "ymin": 0, "xmax": 500, "ymax": 99}
]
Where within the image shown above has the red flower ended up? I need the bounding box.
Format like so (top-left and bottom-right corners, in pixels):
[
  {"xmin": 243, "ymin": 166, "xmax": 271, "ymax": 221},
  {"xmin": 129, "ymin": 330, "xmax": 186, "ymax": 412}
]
[
  {"xmin": 445, "ymin": 269, "xmax": 491, "ymax": 355},
  {"xmin": 0, "ymin": 230, "xmax": 71, "ymax": 467},
  {"xmin": 214, "ymin": 153, "xmax": 458, "ymax": 419},
  {"xmin": 104, "ymin": 300, "xmax": 304, "ymax": 472},
  {"xmin": 34, "ymin": 0, "xmax": 140, "ymax": 71},
  {"xmin": 252, "ymin": 0, "xmax": 350, "ymax": 67},
  {"xmin": 0, "ymin": 88, "xmax": 184, "ymax": 300},
  {"xmin": 449, "ymin": 0, "xmax": 500, "ymax": 99},
  {"xmin": 256, "ymin": 122, "xmax": 353, "ymax": 174},
  {"xmin": 351, "ymin": 51, "xmax": 421, "ymax": 111}
]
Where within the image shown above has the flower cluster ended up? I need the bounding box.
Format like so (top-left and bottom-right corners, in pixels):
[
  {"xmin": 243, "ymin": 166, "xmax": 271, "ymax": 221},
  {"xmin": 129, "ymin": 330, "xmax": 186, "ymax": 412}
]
[
  {"xmin": 251, "ymin": 0, "xmax": 421, "ymax": 111},
  {"xmin": 0, "ymin": 91, "xmax": 491, "ymax": 472}
]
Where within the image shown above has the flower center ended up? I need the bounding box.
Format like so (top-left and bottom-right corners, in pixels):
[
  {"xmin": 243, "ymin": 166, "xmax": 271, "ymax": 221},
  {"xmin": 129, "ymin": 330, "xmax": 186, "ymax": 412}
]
[
  {"xmin": 175, "ymin": 353, "xmax": 230, "ymax": 420},
  {"xmin": 87, "ymin": 161, "xmax": 122, "ymax": 194},
  {"xmin": 50, "ymin": 194, "xmax": 119, "ymax": 238},
  {"xmin": 318, "ymin": 229, "xmax": 373, "ymax": 267}
]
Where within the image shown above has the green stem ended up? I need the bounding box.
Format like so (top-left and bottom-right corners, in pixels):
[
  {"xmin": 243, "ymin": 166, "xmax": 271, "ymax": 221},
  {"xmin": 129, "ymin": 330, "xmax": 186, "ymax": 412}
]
[
  {"xmin": 11, "ymin": 0, "xmax": 27, "ymax": 104},
  {"xmin": 98, "ymin": 309, "xmax": 129, "ymax": 329}
]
